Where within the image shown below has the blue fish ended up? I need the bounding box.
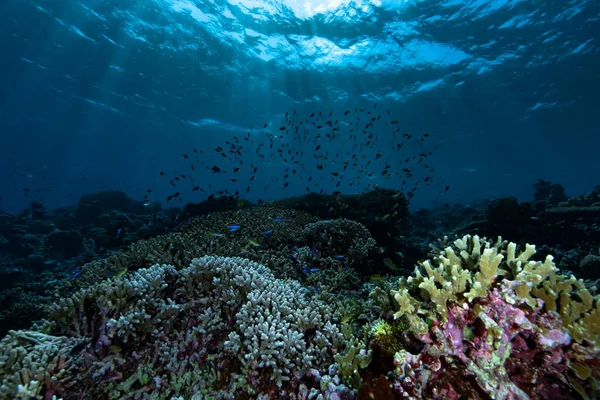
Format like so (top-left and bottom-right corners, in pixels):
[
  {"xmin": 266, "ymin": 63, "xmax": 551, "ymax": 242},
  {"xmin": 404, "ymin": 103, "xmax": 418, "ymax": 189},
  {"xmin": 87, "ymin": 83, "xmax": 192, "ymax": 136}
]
[
  {"xmin": 270, "ymin": 217, "xmax": 284, "ymax": 223},
  {"xmin": 67, "ymin": 267, "xmax": 82, "ymax": 279},
  {"xmin": 334, "ymin": 255, "xmax": 344, "ymax": 260},
  {"xmin": 264, "ymin": 229, "xmax": 273, "ymax": 238},
  {"xmin": 227, "ymin": 224, "xmax": 240, "ymax": 232},
  {"xmin": 311, "ymin": 244, "xmax": 319, "ymax": 258},
  {"xmin": 115, "ymin": 228, "xmax": 122, "ymax": 238}
]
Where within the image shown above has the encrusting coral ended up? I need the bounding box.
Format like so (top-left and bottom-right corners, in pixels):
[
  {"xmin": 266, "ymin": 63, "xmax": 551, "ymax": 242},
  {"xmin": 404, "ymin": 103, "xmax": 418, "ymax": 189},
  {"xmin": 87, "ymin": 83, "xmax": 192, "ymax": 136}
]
[{"xmin": 380, "ymin": 234, "xmax": 600, "ymax": 399}]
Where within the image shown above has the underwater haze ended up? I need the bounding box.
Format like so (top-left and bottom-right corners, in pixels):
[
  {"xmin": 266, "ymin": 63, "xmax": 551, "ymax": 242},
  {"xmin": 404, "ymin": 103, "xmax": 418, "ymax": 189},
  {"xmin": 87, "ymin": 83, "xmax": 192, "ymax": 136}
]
[
  {"xmin": 0, "ymin": 0, "xmax": 599, "ymax": 211},
  {"xmin": 2, "ymin": 1, "xmax": 600, "ymax": 399}
]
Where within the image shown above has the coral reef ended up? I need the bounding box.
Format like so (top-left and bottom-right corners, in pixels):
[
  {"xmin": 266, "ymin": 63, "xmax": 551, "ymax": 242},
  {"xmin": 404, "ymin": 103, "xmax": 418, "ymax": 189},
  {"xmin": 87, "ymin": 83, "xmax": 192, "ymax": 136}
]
[
  {"xmin": 376, "ymin": 235, "xmax": 600, "ymax": 399},
  {"xmin": 2, "ymin": 184, "xmax": 600, "ymax": 399},
  {"xmin": 0, "ymin": 256, "xmax": 352, "ymax": 399},
  {"xmin": 269, "ymin": 189, "xmax": 408, "ymax": 246}
]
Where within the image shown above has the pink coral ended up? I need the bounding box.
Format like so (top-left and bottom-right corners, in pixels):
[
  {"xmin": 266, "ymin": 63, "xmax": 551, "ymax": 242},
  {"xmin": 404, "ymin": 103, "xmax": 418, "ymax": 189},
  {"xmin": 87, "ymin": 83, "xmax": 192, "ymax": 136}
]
[{"xmin": 391, "ymin": 284, "xmax": 599, "ymax": 399}]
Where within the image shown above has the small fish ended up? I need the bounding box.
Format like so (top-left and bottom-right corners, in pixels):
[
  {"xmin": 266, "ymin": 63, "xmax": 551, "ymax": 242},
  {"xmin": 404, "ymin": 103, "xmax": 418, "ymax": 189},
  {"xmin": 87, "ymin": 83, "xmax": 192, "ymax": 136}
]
[
  {"xmin": 381, "ymin": 213, "xmax": 390, "ymax": 220},
  {"xmin": 264, "ymin": 229, "xmax": 273, "ymax": 238},
  {"xmin": 248, "ymin": 238, "xmax": 260, "ymax": 247},
  {"xmin": 209, "ymin": 232, "xmax": 225, "ymax": 237},
  {"xmin": 108, "ymin": 345, "xmax": 122, "ymax": 353},
  {"xmin": 370, "ymin": 274, "xmax": 385, "ymax": 282},
  {"xmin": 69, "ymin": 267, "xmax": 82, "ymax": 279},
  {"xmin": 114, "ymin": 268, "xmax": 128, "ymax": 279},
  {"xmin": 311, "ymin": 244, "xmax": 319, "ymax": 258},
  {"xmin": 115, "ymin": 228, "xmax": 122, "ymax": 238},
  {"xmin": 143, "ymin": 202, "xmax": 152, "ymax": 207},
  {"xmin": 270, "ymin": 217, "xmax": 284, "ymax": 222},
  {"xmin": 383, "ymin": 258, "xmax": 396, "ymax": 269},
  {"xmin": 304, "ymin": 267, "xmax": 320, "ymax": 274},
  {"xmin": 227, "ymin": 224, "xmax": 240, "ymax": 232},
  {"xmin": 334, "ymin": 255, "xmax": 344, "ymax": 260}
]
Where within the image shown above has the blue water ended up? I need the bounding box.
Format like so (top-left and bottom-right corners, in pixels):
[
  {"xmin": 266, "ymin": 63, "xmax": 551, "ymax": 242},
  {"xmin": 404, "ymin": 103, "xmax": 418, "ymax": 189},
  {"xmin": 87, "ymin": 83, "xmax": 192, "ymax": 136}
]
[{"xmin": 1, "ymin": 0, "xmax": 598, "ymax": 213}]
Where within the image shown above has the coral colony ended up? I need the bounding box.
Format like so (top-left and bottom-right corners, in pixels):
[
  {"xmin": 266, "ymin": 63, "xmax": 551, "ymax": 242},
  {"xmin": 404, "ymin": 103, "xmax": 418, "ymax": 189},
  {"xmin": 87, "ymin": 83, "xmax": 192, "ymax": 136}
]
[{"xmin": 0, "ymin": 194, "xmax": 598, "ymax": 399}]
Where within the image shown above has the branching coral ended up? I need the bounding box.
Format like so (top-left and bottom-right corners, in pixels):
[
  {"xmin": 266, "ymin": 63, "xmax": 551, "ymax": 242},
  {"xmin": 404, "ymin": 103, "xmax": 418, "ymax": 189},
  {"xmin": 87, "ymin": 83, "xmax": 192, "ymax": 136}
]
[
  {"xmin": 1, "ymin": 256, "xmax": 347, "ymax": 399},
  {"xmin": 377, "ymin": 235, "xmax": 600, "ymax": 399},
  {"xmin": 51, "ymin": 206, "xmax": 320, "ymax": 299}
]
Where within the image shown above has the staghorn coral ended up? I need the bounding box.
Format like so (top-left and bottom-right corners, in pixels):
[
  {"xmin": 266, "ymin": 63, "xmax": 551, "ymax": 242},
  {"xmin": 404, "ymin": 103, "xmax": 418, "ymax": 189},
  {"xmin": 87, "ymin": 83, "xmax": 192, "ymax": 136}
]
[
  {"xmin": 1, "ymin": 256, "xmax": 347, "ymax": 399},
  {"xmin": 376, "ymin": 235, "xmax": 600, "ymax": 399}
]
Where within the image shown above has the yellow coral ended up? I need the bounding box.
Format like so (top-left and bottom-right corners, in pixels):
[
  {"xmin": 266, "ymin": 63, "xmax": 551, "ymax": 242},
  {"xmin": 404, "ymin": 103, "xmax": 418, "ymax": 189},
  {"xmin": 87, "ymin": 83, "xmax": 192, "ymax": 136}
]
[
  {"xmin": 390, "ymin": 286, "xmax": 429, "ymax": 335},
  {"xmin": 385, "ymin": 234, "xmax": 600, "ymax": 346},
  {"xmin": 369, "ymin": 320, "xmax": 405, "ymax": 355},
  {"xmin": 465, "ymin": 248, "xmax": 505, "ymax": 302}
]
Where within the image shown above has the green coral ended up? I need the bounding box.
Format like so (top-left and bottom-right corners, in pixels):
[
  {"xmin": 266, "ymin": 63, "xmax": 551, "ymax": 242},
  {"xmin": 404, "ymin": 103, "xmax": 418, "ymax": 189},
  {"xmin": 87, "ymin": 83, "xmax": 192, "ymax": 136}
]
[
  {"xmin": 333, "ymin": 324, "xmax": 372, "ymax": 388},
  {"xmin": 369, "ymin": 319, "xmax": 406, "ymax": 355},
  {"xmin": 385, "ymin": 234, "xmax": 600, "ymax": 345}
]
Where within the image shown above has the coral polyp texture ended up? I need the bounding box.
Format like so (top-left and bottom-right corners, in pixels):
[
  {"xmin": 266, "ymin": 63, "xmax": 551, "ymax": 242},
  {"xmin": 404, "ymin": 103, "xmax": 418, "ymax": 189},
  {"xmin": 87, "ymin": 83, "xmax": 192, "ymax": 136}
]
[
  {"xmin": 0, "ymin": 256, "xmax": 353, "ymax": 399},
  {"xmin": 384, "ymin": 235, "xmax": 600, "ymax": 400}
]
